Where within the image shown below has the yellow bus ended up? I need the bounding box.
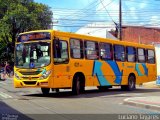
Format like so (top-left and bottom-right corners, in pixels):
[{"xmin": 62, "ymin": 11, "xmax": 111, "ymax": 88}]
[{"xmin": 14, "ymin": 30, "xmax": 157, "ymax": 95}]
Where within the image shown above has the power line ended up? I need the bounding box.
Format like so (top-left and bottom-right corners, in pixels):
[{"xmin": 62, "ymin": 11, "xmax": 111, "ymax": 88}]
[
  {"xmin": 57, "ymin": 0, "xmax": 100, "ymax": 19},
  {"xmin": 99, "ymin": 0, "xmax": 116, "ymax": 23},
  {"xmin": 123, "ymin": 0, "xmax": 160, "ymax": 6},
  {"xmin": 52, "ymin": 24, "xmax": 116, "ymax": 28},
  {"xmin": 54, "ymin": 0, "xmax": 117, "ymax": 29},
  {"xmin": 52, "ymin": 0, "xmax": 160, "ymax": 30}
]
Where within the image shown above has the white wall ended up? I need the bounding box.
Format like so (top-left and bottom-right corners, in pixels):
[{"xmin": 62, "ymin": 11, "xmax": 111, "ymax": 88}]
[
  {"xmin": 76, "ymin": 23, "xmax": 118, "ymax": 40},
  {"xmin": 155, "ymin": 44, "xmax": 160, "ymax": 76}
]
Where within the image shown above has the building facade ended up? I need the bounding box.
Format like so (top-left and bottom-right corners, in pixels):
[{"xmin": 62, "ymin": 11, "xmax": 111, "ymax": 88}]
[{"xmin": 121, "ymin": 26, "xmax": 160, "ymax": 44}]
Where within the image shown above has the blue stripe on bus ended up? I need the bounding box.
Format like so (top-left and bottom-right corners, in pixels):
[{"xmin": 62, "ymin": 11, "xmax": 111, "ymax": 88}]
[
  {"xmin": 92, "ymin": 60, "xmax": 111, "ymax": 86},
  {"xmin": 106, "ymin": 60, "xmax": 123, "ymax": 84},
  {"xmin": 135, "ymin": 63, "xmax": 148, "ymax": 76}
]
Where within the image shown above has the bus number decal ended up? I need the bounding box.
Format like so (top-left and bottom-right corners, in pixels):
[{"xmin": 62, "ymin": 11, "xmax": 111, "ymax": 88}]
[{"xmin": 74, "ymin": 62, "xmax": 82, "ymax": 67}]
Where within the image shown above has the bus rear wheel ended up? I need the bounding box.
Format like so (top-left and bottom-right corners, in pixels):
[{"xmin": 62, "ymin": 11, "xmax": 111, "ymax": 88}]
[
  {"xmin": 72, "ymin": 75, "xmax": 80, "ymax": 95},
  {"xmin": 41, "ymin": 88, "xmax": 50, "ymax": 95},
  {"xmin": 121, "ymin": 75, "xmax": 136, "ymax": 91}
]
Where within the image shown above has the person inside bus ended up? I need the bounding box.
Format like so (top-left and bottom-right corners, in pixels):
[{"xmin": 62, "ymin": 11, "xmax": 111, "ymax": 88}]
[
  {"xmin": 22, "ymin": 46, "xmax": 27, "ymax": 63},
  {"xmin": 30, "ymin": 45, "xmax": 35, "ymax": 58},
  {"xmin": 36, "ymin": 45, "xmax": 43, "ymax": 59}
]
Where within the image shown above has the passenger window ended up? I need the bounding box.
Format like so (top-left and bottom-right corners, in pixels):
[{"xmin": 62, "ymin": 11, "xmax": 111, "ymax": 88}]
[
  {"xmin": 138, "ymin": 48, "xmax": 145, "ymax": 63},
  {"xmin": 114, "ymin": 45, "xmax": 125, "ymax": 61},
  {"xmin": 126, "ymin": 46, "xmax": 136, "ymax": 62},
  {"xmin": 85, "ymin": 41, "xmax": 99, "ymax": 60},
  {"xmin": 70, "ymin": 38, "xmax": 83, "ymax": 59},
  {"xmin": 99, "ymin": 43, "xmax": 112, "ymax": 60},
  {"xmin": 147, "ymin": 49, "xmax": 155, "ymax": 64},
  {"xmin": 53, "ymin": 39, "xmax": 69, "ymax": 64}
]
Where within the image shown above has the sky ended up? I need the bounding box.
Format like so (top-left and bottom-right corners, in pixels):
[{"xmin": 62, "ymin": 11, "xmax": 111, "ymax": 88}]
[{"xmin": 35, "ymin": 0, "xmax": 160, "ymax": 32}]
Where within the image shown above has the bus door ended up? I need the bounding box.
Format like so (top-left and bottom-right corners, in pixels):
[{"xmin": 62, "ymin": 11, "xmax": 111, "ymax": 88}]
[{"xmin": 53, "ymin": 37, "xmax": 71, "ymax": 88}]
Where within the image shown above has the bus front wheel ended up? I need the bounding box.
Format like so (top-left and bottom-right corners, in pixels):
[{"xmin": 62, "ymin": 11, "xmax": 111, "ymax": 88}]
[
  {"xmin": 72, "ymin": 75, "xmax": 80, "ymax": 95},
  {"xmin": 41, "ymin": 88, "xmax": 50, "ymax": 95}
]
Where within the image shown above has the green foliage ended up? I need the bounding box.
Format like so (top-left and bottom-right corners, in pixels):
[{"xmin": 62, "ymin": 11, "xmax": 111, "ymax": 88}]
[{"xmin": 0, "ymin": 0, "xmax": 53, "ymax": 63}]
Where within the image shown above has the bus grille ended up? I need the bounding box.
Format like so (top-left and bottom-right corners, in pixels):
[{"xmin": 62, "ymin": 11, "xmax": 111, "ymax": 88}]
[
  {"xmin": 20, "ymin": 71, "xmax": 42, "ymax": 75},
  {"xmin": 23, "ymin": 81, "xmax": 37, "ymax": 85},
  {"xmin": 22, "ymin": 77, "xmax": 39, "ymax": 80}
]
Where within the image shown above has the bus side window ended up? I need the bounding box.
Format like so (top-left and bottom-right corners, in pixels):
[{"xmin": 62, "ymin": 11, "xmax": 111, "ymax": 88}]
[
  {"xmin": 114, "ymin": 45, "xmax": 125, "ymax": 62},
  {"xmin": 126, "ymin": 46, "xmax": 136, "ymax": 62},
  {"xmin": 99, "ymin": 42, "xmax": 112, "ymax": 60},
  {"xmin": 53, "ymin": 39, "xmax": 69, "ymax": 64},
  {"xmin": 137, "ymin": 48, "xmax": 146, "ymax": 63},
  {"xmin": 147, "ymin": 49, "xmax": 155, "ymax": 64},
  {"xmin": 85, "ymin": 40, "xmax": 99, "ymax": 60},
  {"xmin": 70, "ymin": 38, "xmax": 83, "ymax": 59}
]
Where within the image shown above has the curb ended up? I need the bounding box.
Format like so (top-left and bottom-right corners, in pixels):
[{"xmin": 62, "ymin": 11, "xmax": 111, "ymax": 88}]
[{"xmin": 123, "ymin": 97, "xmax": 160, "ymax": 111}]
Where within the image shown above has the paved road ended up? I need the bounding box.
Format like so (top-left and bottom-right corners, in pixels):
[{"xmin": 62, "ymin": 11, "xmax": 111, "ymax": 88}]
[{"xmin": 0, "ymin": 78, "xmax": 160, "ymax": 120}]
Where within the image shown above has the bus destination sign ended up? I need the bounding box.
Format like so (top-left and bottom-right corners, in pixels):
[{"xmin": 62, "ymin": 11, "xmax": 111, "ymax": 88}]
[{"xmin": 17, "ymin": 32, "xmax": 51, "ymax": 42}]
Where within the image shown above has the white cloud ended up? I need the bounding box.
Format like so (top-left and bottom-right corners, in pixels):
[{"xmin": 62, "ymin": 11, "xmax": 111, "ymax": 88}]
[
  {"xmin": 139, "ymin": 3, "xmax": 146, "ymax": 9},
  {"xmin": 129, "ymin": 7, "xmax": 138, "ymax": 20},
  {"xmin": 149, "ymin": 16, "xmax": 160, "ymax": 25}
]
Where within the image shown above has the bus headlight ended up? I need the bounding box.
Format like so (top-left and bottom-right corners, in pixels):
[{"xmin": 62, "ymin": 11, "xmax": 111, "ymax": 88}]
[
  {"xmin": 40, "ymin": 70, "xmax": 52, "ymax": 79},
  {"xmin": 15, "ymin": 73, "xmax": 21, "ymax": 80}
]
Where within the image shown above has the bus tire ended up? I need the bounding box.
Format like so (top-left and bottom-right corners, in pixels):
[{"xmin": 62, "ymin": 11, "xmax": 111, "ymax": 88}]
[
  {"xmin": 41, "ymin": 88, "xmax": 50, "ymax": 95},
  {"xmin": 72, "ymin": 75, "xmax": 80, "ymax": 95},
  {"xmin": 80, "ymin": 76, "xmax": 85, "ymax": 93},
  {"xmin": 121, "ymin": 75, "xmax": 136, "ymax": 91}
]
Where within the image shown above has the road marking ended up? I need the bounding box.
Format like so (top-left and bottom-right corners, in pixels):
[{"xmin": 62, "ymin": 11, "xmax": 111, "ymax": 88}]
[{"xmin": 0, "ymin": 92, "xmax": 12, "ymax": 99}]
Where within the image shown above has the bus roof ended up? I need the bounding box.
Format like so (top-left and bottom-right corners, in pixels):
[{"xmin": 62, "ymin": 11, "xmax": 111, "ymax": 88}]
[
  {"xmin": 53, "ymin": 30, "xmax": 154, "ymax": 49},
  {"xmin": 19, "ymin": 29, "xmax": 154, "ymax": 49}
]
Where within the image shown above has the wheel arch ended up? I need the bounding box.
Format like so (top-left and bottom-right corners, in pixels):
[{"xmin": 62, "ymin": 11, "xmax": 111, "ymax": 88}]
[
  {"xmin": 128, "ymin": 73, "xmax": 136, "ymax": 83},
  {"xmin": 72, "ymin": 72, "xmax": 85, "ymax": 87}
]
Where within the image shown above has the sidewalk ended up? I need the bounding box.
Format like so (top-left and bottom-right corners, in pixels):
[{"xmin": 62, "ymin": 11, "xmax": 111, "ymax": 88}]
[
  {"xmin": 124, "ymin": 96, "xmax": 160, "ymax": 111},
  {"xmin": 123, "ymin": 81, "xmax": 160, "ymax": 111},
  {"xmin": 142, "ymin": 81, "xmax": 160, "ymax": 88}
]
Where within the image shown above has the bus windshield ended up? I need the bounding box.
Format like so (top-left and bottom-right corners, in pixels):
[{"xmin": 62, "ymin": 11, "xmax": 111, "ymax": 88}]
[{"xmin": 15, "ymin": 42, "xmax": 51, "ymax": 68}]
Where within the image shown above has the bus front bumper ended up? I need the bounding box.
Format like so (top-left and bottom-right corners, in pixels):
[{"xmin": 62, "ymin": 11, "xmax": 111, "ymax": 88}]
[{"xmin": 14, "ymin": 78, "xmax": 49, "ymax": 88}]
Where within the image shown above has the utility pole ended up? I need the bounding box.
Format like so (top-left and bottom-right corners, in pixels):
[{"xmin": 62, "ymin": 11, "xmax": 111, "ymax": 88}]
[{"xmin": 119, "ymin": 0, "xmax": 122, "ymax": 40}]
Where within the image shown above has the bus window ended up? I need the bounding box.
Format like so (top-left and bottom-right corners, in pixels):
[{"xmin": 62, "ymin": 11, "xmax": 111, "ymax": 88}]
[
  {"xmin": 114, "ymin": 45, "xmax": 125, "ymax": 61},
  {"xmin": 138, "ymin": 48, "xmax": 146, "ymax": 63},
  {"xmin": 147, "ymin": 49, "xmax": 155, "ymax": 64},
  {"xmin": 70, "ymin": 38, "xmax": 83, "ymax": 59},
  {"xmin": 53, "ymin": 40, "xmax": 69, "ymax": 64},
  {"xmin": 85, "ymin": 41, "xmax": 99, "ymax": 60},
  {"xmin": 99, "ymin": 42, "xmax": 112, "ymax": 60},
  {"xmin": 126, "ymin": 46, "xmax": 136, "ymax": 62}
]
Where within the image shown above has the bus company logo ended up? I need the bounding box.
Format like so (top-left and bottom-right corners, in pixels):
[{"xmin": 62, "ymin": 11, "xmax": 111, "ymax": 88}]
[{"xmin": 28, "ymin": 76, "xmax": 32, "ymax": 80}]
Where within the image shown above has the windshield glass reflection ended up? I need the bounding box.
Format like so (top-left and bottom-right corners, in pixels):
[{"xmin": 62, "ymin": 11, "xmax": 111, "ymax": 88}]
[{"xmin": 15, "ymin": 42, "xmax": 50, "ymax": 68}]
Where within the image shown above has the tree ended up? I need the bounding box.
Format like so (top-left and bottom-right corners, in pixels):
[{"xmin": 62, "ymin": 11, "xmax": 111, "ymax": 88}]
[{"xmin": 0, "ymin": 0, "xmax": 53, "ymax": 63}]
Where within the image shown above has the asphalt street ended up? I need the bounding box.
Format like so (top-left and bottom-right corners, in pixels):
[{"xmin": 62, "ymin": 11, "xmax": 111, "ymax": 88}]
[{"xmin": 0, "ymin": 78, "xmax": 160, "ymax": 120}]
